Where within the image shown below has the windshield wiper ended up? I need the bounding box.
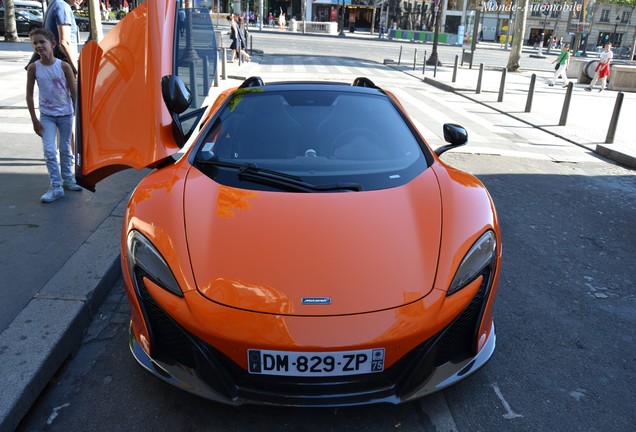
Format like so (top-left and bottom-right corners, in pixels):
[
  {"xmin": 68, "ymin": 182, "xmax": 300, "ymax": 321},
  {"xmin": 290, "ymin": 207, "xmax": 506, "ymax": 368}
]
[{"xmin": 196, "ymin": 160, "xmax": 363, "ymax": 192}]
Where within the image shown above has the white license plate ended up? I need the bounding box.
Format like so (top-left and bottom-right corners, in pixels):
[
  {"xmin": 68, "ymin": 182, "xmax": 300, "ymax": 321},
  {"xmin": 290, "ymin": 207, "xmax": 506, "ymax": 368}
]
[{"xmin": 248, "ymin": 348, "xmax": 385, "ymax": 377}]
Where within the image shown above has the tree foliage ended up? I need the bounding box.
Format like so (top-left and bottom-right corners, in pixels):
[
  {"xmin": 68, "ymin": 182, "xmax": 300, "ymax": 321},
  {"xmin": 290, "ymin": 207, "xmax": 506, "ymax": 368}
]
[{"xmin": 604, "ymin": 0, "xmax": 636, "ymax": 6}]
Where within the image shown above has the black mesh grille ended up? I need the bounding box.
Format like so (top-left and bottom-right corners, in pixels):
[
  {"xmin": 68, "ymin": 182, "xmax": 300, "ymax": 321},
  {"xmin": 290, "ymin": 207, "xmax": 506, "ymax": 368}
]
[
  {"xmin": 135, "ymin": 269, "xmax": 197, "ymax": 368},
  {"xmin": 433, "ymin": 268, "xmax": 491, "ymax": 366}
]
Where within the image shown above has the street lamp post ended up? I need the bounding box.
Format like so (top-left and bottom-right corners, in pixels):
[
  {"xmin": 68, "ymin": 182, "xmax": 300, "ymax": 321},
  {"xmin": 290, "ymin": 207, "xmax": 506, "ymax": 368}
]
[
  {"xmin": 580, "ymin": 0, "xmax": 594, "ymax": 57},
  {"xmin": 613, "ymin": 14, "xmax": 620, "ymax": 46},
  {"xmin": 426, "ymin": 0, "xmax": 442, "ymax": 65},
  {"xmin": 339, "ymin": 0, "xmax": 346, "ymax": 36},
  {"xmin": 505, "ymin": 0, "xmax": 515, "ymax": 50},
  {"xmin": 538, "ymin": 3, "xmax": 549, "ymax": 56}
]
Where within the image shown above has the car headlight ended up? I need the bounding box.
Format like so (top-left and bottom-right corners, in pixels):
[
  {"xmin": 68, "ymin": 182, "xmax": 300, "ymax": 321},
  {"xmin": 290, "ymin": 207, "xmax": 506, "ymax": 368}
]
[
  {"xmin": 126, "ymin": 230, "xmax": 183, "ymax": 297},
  {"xmin": 447, "ymin": 230, "xmax": 496, "ymax": 295}
]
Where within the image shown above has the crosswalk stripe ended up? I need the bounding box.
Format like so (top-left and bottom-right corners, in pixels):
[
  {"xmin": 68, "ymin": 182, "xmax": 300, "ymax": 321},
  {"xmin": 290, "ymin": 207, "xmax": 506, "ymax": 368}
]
[
  {"xmin": 410, "ymin": 118, "xmax": 444, "ymax": 146},
  {"xmin": 416, "ymin": 88, "xmax": 511, "ymax": 136},
  {"xmin": 0, "ymin": 121, "xmax": 34, "ymax": 134},
  {"xmin": 389, "ymin": 86, "xmax": 489, "ymax": 144}
]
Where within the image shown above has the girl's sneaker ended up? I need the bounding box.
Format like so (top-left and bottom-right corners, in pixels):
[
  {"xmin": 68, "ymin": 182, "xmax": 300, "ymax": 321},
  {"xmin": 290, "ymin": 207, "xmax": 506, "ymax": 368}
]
[
  {"xmin": 41, "ymin": 187, "xmax": 64, "ymax": 203},
  {"xmin": 62, "ymin": 179, "xmax": 82, "ymax": 191}
]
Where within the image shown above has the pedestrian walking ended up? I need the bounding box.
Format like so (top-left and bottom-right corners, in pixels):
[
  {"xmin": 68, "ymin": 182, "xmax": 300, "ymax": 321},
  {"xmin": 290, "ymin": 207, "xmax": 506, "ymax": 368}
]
[
  {"xmin": 178, "ymin": 7, "xmax": 186, "ymax": 37},
  {"xmin": 586, "ymin": 42, "xmax": 613, "ymax": 92},
  {"xmin": 238, "ymin": 16, "xmax": 251, "ymax": 62},
  {"xmin": 227, "ymin": 15, "xmax": 238, "ymax": 62},
  {"xmin": 549, "ymin": 43, "xmax": 570, "ymax": 87},
  {"xmin": 26, "ymin": 28, "xmax": 82, "ymax": 203},
  {"xmin": 279, "ymin": 11, "xmax": 286, "ymax": 30},
  {"xmin": 227, "ymin": 15, "xmax": 251, "ymax": 63},
  {"xmin": 379, "ymin": 20, "xmax": 385, "ymax": 39}
]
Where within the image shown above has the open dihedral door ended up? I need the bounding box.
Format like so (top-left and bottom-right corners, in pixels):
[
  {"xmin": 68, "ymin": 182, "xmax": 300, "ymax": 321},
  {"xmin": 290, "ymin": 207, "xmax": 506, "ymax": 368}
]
[{"xmin": 75, "ymin": 0, "xmax": 180, "ymax": 191}]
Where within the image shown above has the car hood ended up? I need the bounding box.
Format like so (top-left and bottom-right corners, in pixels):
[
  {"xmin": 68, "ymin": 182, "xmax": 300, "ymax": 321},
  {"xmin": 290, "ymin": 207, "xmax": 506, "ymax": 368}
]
[{"xmin": 183, "ymin": 168, "xmax": 442, "ymax": 316}]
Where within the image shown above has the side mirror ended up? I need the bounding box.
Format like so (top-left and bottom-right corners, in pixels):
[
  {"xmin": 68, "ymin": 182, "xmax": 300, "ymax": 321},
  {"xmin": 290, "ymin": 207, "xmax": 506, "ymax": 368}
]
[
  {"xmin": 161, "ymin": 75, "xmax": 192, "ymax": 115},
  {"xmin": 161, "ymin": 75, "xmax": 192, "ymax": 148},
  {"xmin": 435, "ymin": 123, "xmax": 468, "ymax": 156}
]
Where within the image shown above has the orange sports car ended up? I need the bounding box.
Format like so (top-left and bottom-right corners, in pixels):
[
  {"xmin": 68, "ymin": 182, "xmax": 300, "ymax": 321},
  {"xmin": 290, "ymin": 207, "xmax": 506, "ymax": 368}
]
[{"xmin": 76, "ymin": 1, "xmax": 502, "ymax": 406}]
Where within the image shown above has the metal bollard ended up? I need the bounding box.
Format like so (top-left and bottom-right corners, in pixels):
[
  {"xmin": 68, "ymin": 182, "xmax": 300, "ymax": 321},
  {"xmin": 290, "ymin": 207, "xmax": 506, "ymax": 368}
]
[
  {"xmin": 221, "ymin": 49, "xmax": 227, "ymax": 80},
  {"xmin": 202, "ymin": 55, "xmax": 209, "ymax": 91},
  {"xmin": 250, "ymin": 34, "xmax": 253, "ymax": 55},
  {"xmin": 189, "ymin": 61, "xmax": 198, "ymax": 107},
  {"xmin": 214, "ymin": 51, "xmax": 220, "ymax": 87},
  {"xmin": 398, "ymin": 45, "xmax": 403, "ymax": 66},
  {"xmin": 452, "ymin": 54, "xmax": 459, "ymax": 83},
  {"xmin": 605, "ymin": 92, "xmax": 624, "ymax": 143},
  {"xmin": 413, "ymin": 49, "xmax": 417, "ymax": 71},
  {"xmin": 434, "ymin": 58, "xmax": 438, "ymax": 78},
  {"xmin": 525, "ymin": 74, "xmax": 537, "ymax": 112},
  {"xmin": 476, "ymin": 63, "xmax": 484, "ymax": 94},
  {"xmin": 422, "ymin": 50, "xmax": 426, "ymax": 74},
  {"xmin": 497, "ymin": 67, "xmax": 507, "ymax": 102},
  {"xmin": 559, "ymin": 82, "xmax": 574, "ymax": 126}
]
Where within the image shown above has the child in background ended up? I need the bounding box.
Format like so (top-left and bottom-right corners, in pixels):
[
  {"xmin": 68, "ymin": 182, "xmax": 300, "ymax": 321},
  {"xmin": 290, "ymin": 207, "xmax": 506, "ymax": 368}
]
[{"xmin": 26, "ymin": 28, "xmax": 82, "ymax": 203}]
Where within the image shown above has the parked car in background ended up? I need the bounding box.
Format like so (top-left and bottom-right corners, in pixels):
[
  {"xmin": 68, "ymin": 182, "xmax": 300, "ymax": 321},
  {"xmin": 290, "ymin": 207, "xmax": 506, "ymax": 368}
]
[
  {"xmin": 19, "ymin": 5, "xmax": 42, "ymax": 18},
  {"xmin": 74, "ymin": 13, "xmax": 89, "ymax": 31},
  {"xmin": 0, "ymin": 7, "xmax": 43, "ymax": 35}
]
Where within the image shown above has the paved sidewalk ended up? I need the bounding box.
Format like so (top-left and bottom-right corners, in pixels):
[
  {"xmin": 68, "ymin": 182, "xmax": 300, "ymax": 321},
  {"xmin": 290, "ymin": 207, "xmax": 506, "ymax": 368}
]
[{"xmin": 0, "ymin": 41, "xmax": 144, "ymax": 432}]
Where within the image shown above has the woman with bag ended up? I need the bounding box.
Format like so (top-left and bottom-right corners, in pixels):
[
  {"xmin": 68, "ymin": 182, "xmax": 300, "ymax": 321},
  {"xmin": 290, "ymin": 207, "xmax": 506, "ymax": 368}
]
[{"xmin": 550, "ymin": 43, "xmax": 570, "ymax": 87}]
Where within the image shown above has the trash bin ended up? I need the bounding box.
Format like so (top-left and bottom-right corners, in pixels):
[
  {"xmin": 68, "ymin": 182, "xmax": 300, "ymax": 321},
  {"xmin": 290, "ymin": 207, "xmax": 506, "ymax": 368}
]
[{"xmin": 289, "ymin": 18, "xmax": 297, "ymax": 32}]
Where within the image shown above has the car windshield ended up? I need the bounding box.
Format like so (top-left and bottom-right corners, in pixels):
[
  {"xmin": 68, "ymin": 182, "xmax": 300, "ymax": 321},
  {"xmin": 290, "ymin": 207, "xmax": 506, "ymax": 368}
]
[
  {"xmin": 21, "ymin": 8, "xmax": 43, "ymax": 19},
  {"xmin": 17, "ymin": 9, "xmax": 40, "ymax": 19},
  {"xmin": 194, "ymin": 89, "xmax": 428, "ymax": 192}
]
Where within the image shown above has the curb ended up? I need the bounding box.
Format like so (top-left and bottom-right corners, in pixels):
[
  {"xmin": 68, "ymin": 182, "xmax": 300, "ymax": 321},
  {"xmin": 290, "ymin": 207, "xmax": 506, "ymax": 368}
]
[
  {"xmin": 596, "ymin": 144, "xmax": 636, "ymax": 168},
  {"xmin": 0, "ymin": 198, "xmax": 127, "ymax": 432}
]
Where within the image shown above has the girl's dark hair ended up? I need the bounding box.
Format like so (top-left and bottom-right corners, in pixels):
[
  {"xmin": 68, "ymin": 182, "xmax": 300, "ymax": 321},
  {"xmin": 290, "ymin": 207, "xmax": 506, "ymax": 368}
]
[{"xmin": 29, "ymin": 28, "xmax": 56, "ymax": 43}]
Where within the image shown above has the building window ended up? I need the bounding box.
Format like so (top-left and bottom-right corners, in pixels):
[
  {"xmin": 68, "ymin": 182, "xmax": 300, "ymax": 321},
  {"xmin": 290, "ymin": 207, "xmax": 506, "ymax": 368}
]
[
  {"xmin": 599, "ymin": 9, "xmax": 609, "ymax": 22},
  {"xmin": 621, "ymin": 11, "xmax": 630, "ymax": 24},
  {"xmin": 530, "ymin": 3, "xmax": 541, "ymax": 17},
  {"xmin": 550, "ymin": 2, "xmax": 561, "ymax": 19}
]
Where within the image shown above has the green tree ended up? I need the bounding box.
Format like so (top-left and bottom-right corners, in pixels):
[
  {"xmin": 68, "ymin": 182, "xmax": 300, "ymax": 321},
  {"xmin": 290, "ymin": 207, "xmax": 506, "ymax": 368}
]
[{"xmin": 2, "ymin": 0, "xmax": 20, "ymax": 42}]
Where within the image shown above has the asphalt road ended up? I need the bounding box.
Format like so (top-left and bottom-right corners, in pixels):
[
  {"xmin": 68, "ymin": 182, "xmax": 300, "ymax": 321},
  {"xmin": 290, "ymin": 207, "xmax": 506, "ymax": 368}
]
[{"xmin": 245, "ymin": 26, "xmax": 568, "ymax": 70}]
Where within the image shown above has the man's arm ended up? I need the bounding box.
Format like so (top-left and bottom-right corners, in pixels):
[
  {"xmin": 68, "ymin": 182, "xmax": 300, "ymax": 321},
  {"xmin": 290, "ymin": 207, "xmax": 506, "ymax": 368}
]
[{"xmin": 57, "ymin": 24, "xmax": 78, "ymax": 75}]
